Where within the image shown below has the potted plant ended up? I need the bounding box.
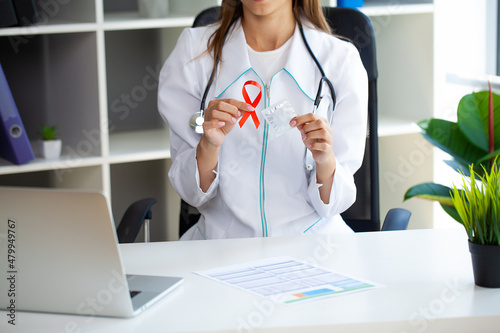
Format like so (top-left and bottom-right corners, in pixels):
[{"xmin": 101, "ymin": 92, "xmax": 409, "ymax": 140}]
[
  {"xmin": 451, "ymin": 160, "xmax": 500, "ymax": 287},
  {"xmin": 38, "ymin": 125, "xmax": 62, "ymax": 159},
  {"xmin": 405, "ymin": 84, "xmax": 500, "ymax": 222},
  {"xmin": 404, "ymin": 84, "xmax": 500, "ymax": 287}
]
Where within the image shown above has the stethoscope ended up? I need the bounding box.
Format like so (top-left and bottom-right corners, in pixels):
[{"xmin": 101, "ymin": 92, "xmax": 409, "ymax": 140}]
[{"xmin": 189, "ymin": 22, "xmax": 336, "ymax": 170}]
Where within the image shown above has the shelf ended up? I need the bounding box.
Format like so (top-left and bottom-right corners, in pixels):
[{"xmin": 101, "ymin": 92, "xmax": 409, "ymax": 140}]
[
  {"xmin": 0, "ymin": 32, "xmax": 102, "ymax": 160},
  {"xmin": 0, "ymin": 154, "xmax": 103, "ymax": 176},
  {"xmin": 103, "ymin": 12, "xmax": 193, "ymax": 31},
  {"xmin": 108, "ymin": 129, "xmax": 170, "ymax": 164},
  {"xmin": 361, "ymin": 4, "xmax": 434, "ymax": 17},
  {"xmin": 378, "ymin": 116, "xmax": 421, "ymax": 137},
  {"xmin": 0, "ymin": 129, "xmax": 172, "ymax": 174},
  {"xmin": 0, "ymin": 3, "xmax": 436, "ymax": 37},
  {"xmin": 0, "ymin": 21, "xmax": 97, "ymax": 36},
  {"xmin": 0, "ymin": 0, "xmax": 96, "ymax": 36},
  {"xmin": 446, "ymin": 72, "xmax": 500, "ymax": 89}
]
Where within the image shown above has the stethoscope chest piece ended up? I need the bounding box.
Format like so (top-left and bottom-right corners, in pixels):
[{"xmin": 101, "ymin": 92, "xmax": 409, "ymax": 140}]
[{"xmin": 190, "ymin": 111, "xmax": 205, "ymax": 134}]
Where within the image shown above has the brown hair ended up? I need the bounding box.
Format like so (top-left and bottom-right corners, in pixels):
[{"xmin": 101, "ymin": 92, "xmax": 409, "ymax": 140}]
[{"xmin": 206, "ymin": 0, "xmax": 331, "ymax": 80}]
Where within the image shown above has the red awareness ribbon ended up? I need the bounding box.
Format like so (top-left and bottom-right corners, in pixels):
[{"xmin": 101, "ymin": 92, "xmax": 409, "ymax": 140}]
[{"xmin": 239, "ymin": 80, "xmax": 262, "ymax": 129}]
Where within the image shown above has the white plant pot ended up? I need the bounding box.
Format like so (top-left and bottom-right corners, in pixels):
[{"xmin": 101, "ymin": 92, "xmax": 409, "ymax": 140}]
[
  {"xmin": 138, "ymin": 0, "xmax": 169, "ymax": 18},
  {"xmin": 38, "ymin": 139, "xmax": 62, "ymax": 159}
]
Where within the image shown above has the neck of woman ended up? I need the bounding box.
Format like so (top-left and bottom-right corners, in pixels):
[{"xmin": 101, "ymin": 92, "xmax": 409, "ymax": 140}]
[{"xmin": 241, "ymin": 11, "xmax": 296, "ymax": 52}]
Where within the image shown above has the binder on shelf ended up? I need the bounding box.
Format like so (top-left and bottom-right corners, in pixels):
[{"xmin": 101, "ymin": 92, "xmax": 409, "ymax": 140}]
[
  {"xmin": 12, "ymin": 0, "xmax": 39, "ymax": 26},
  {"xmin": 0, "ymin": 0, "xmax": 18, "ymax": 27},
  {"xmin": 0, "ymin": 61, "xmax": 35, "ymax": 165}
]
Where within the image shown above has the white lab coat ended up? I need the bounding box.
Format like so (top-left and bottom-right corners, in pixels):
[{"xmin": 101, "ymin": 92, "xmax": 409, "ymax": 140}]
[{"xmin": 158, "ymin": 18, "xmax": 368, "ymax": 240}]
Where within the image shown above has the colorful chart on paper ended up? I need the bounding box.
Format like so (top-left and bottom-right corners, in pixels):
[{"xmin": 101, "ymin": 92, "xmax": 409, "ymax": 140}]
[{"xmin": 195, "ymin": 256, "xmax": 382, "ymax": 304}]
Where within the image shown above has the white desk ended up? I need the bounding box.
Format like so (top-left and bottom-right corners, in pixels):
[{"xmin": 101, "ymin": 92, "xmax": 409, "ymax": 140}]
[{"xmin": 3, "ymin": 229, "xmax": 500, "ymax": 332}]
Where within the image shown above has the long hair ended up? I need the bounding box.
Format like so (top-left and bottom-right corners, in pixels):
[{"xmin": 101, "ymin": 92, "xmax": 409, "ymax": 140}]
[{"xmin": 206, "ymin": 0, "xmax": 331, "ymax": 79}]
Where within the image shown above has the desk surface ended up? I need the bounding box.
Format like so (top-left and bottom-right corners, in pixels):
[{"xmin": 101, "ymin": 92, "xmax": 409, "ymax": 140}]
[{"xmin": 3, "ymin": 228, "xmax": 500, "ymax": 332}]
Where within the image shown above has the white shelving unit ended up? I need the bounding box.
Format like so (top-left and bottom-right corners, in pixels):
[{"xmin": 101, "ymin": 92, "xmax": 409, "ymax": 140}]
[{"xmin": 0, "ymin": 0, "xmax": 437, "ymax": 239}]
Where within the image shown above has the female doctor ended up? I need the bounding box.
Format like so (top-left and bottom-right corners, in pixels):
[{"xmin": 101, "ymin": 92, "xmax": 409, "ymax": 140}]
[{"xmin": 158, "ymin": 0, "xmax": 368, "ymax": 240}]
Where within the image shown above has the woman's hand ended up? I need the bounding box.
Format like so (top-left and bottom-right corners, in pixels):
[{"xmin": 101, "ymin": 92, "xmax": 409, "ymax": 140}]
[
  {"xmin": 201, "ymin": 99, "xmax": 254, "ymax": 148},
  {"xmin": 290, "ymin": 113, "xmax": 336, "ymax": 167},
  {"xmin": 290, "ymin": 113, "xmax": 336, "ymax": 204},
  {"xmin": 197, "ymin": 98, "xmax": 253, "ymax": 192}
]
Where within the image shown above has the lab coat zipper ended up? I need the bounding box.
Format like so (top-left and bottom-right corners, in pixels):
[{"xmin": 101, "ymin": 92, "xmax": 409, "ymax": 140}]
[{"xmin": 259, "ymin": 82, "xmax": 271, "ymax": 237}]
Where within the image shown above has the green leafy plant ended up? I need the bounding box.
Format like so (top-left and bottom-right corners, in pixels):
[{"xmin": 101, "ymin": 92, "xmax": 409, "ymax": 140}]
[
  {"xmin": 39, "ymin": 125, "xmax": 59, "ymax": 141},
  {"xmin": 451, "ymin": 159, "xmax": 500, "ymax": 245},
  {"xmin": 404, "ymin": 85, "xmax": 500, "ymax": 223}
]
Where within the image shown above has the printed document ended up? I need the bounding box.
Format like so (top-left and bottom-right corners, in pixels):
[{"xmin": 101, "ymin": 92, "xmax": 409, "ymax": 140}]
[{"xmin": 195, "ymin": 256, "xmax": 382, "ymax": 304}]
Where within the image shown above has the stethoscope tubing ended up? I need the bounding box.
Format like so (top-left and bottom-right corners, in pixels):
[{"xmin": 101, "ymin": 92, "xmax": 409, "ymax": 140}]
[{"xmin": 192, "ymin": 20, "xmax": 337, "ymax": 169}]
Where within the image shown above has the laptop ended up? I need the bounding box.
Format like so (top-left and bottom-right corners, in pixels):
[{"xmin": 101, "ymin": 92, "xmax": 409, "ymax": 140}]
[{"xmin": 0, "ymin": 186, "xmax": 183, "ymax": 318}]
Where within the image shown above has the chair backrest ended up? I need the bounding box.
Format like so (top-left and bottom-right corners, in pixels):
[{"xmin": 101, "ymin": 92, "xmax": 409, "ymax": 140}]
[
  {"xmin": 116, "ymin": 198, "xmax": 156, "ymax": 243},
  {"xmin": 323, "ymin": 7, "xmax": 380, "ymax": 232},
  {"xmin": 179, "ymin": 6, "xmax": 379, "ymax": 236},
  {"xmin": 381, "ymin": 208, "xmax": 411, "ymax": 231}
]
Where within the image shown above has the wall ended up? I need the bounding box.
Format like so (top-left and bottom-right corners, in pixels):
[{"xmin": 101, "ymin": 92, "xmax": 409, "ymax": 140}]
[{"xmin": 433, "ymin": 0, "xmax": 498, "ymax": 228}]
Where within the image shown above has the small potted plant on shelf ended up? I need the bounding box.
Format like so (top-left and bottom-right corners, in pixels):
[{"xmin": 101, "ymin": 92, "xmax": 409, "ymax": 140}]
[
  {"xmin": 404, "ymin": 84, "xmax": 500, "ymax": 287},
  {"xmin": 38, "ymin": 125, "xmax": 62, "ymax": 159},
  {"xmin": 451, "ymin": 159, "xmax": 500, "ymax": 287}
]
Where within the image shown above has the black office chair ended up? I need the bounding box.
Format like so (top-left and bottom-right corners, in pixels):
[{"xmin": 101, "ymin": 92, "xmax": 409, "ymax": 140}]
[
  {"xmin": 116, "ymin": 198, "xmax": 157, "ymax": 243},
  {"xmin": 179, "ymin": 6, "xmax": 411, "ymax": 236}
]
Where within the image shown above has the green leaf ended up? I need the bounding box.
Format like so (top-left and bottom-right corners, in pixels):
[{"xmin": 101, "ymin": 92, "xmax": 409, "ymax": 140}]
[
  {"xmin": 444, "ymin": 158, "xmax": 495, "ymax": 179},
  {"xmin": 457, "ymin": 93, "xmax": 489, "ymax": 151},
  {"xmin": 450, "ymin": 159, "xmax": 500, "ymax": 245},
  {"xmin": 475, "ymin": 149, "xmax": 500, "ymax": 165},
  {"xmin": 473, "ymin": 91, "xmax": 500, "ymax": 150},
  {"xmin": 443, "ymin": 159, "xmax": 473, "ymax": 175},
  {"xmin": 418, "ymin": 119, "xmax": 487, "ymax": 166},
  {"xmin": 440, "ymin": 203, "xmax": 463, "ymax": 224},
  {"xmin": 404, "ymin": 182, "xmax": 454, "ymax": 206},
  {"xmin": 39, "ymin": 125, "xmax": 59, "ymax": 141}
]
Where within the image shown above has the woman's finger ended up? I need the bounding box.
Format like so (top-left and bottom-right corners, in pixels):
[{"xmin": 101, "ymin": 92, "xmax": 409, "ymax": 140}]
[
  {"xmin": 300, "ymin": 117, "xmax": 330, "ymax": 133},
  {"xmin": 210, "ymin": 109, "xmax": 238, "ymax": 124},
  {"xmin": 303, "ymin": 127, "xmax": 330, "ymax": 142},
  {"xmin": 300, "ymin": 119, "xmax": 332, "ymax": 145},
  {"xmin": 202, "ymin": 98, "xmax": 253, "ymax": 141},
  {"xmin": 308, "ymin": 141, "xmax": 331, "ymax": 152},
  {"xmin": 207, "ymin": 99, "xmax": 253, "ymax": 119},
  {"xmin": 290, "ymin": 113, "xmax": 314, "ymax": 127},
  {"xmin": 203, "ymin": 119, "xmax": 226, "ymax": 130}
]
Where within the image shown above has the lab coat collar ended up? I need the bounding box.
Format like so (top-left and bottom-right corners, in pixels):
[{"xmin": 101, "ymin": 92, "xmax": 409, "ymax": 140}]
[{"xmin": 214, "ymin": 19, "xmax": 318, "ymax": 100}]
